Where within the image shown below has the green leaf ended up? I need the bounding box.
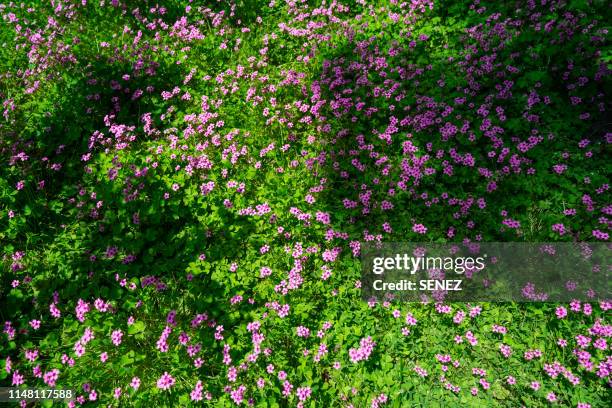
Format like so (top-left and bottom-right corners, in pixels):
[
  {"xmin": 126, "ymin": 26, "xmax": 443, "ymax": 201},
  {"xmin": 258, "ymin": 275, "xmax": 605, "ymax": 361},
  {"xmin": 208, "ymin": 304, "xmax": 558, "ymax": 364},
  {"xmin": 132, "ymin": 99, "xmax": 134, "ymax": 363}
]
[{"xmin": 127, "ymin": 321, "xmax": 145, "ymax": 335}]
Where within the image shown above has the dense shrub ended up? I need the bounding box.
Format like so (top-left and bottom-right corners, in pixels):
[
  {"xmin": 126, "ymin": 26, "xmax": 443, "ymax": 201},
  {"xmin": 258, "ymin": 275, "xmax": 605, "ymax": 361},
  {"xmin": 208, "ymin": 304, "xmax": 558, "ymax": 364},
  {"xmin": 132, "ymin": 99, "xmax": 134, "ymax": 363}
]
[{"xmin": 0, "ymin": 1, "xmax": 610, "ymax": 406}]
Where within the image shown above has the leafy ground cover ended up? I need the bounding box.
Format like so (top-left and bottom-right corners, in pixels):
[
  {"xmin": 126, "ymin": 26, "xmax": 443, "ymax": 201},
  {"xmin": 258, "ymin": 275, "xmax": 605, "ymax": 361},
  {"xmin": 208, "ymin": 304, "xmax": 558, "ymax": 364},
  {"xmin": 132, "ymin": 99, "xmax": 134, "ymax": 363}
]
[{"xmin": 0, "ymin": 0, "xmax": 611, "ymax": 406}]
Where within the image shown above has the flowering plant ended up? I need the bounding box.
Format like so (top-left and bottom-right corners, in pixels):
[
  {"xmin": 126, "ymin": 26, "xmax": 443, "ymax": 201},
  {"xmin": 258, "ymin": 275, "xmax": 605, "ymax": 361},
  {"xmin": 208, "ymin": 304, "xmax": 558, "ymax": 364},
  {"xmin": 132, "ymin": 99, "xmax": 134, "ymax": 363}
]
[{"xmin": 0, "ymin": 1, "xmax": 610, "ymax": 407}]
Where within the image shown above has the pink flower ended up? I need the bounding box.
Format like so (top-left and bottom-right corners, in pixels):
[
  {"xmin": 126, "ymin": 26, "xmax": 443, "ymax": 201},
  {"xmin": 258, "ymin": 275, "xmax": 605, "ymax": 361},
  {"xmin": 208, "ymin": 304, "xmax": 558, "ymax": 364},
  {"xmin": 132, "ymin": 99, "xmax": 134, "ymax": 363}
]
[
  {"xmin": 130, "ymin": 377, "xmax": 140, "ymax": 390},
  {"xmin": 191, "ymin": 380, "xmax": 203, "ymax": 401},
  {"xmin": 412, "ymin": 223, "xmax": 427, "ymax": 234},
  {"xmin": 296, "ymin": 326, "xmax": 310, "ymax": 337},
  {"xmin": 43, "ymin": 369, "xmax": 60, "ymax": 387},
  {"xmin": 111, "ymin": 329, "xmax": 123, "ymax": 346},
  {"xmin": 555, "ymin": 306, "xmax": 567, "ymax": 319},
  {"xmin": 12, "ymin": 370, "xmax": 24, "ymax": 386},
  {"xmin": 552, "ymin": 223, "xmax": 566, "ymax": 235},
  {"xmin": 157, "ymin": 372, "xmax": 175, "ymax": 390},
  {"xmin": 349, "ymin": 336, "xmax": 376, "ymax": 363},
  {"xmin": 592, "ymin": 230, "xmax": 609, "ymax": 240},
  {"xmin": 499, "ymin": 344, "xmax": 512, "ymax": 358},
  {"xmin": 296, "ymin": 387, "xmax": 312, "ymax": 401},
  {"xmin": 414, "ymin": 365, "xmax": 428, "ymax": 377}
]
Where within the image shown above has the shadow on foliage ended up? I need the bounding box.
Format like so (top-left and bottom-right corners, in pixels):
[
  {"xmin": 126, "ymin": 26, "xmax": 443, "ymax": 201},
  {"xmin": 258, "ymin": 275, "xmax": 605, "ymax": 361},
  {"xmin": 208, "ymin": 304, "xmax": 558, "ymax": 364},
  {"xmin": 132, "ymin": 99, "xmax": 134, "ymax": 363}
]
[{"xmin": 308, "ymin": 2, "xmax": 611, "ymax": 247}]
